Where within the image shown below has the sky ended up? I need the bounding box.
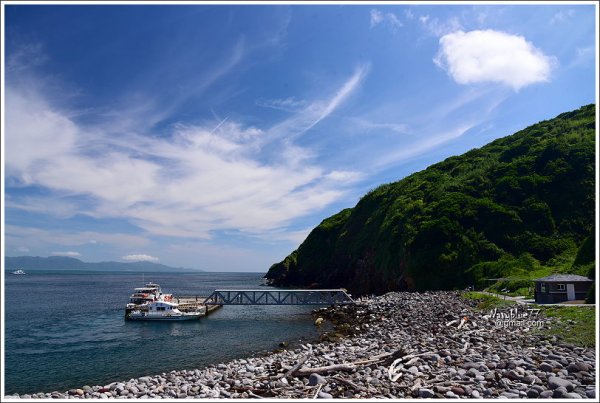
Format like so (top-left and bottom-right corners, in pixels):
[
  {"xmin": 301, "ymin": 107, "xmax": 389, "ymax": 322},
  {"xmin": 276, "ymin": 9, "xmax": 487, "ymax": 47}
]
[{"xmin": 2, "ymin": 2, "xmax": 597, "ymax": 272}]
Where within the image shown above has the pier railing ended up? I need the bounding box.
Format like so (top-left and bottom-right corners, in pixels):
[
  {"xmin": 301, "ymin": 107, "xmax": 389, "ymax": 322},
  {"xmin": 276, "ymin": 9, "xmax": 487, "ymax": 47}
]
[{"xmin": 203, "ymin": 289, "xmax": 355, "ymax": 306}]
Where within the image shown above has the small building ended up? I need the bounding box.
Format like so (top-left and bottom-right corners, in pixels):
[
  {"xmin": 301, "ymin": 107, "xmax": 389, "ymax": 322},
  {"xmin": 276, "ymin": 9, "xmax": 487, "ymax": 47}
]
[{"xmin": 533, "ymin": 274, "xmax": 594, "ymax": 304}]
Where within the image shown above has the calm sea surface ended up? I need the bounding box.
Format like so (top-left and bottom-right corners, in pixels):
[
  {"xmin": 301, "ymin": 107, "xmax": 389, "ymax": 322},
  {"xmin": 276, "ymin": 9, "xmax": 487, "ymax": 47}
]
[{"xmin": 4, "ymin": 271, "xmax": 326, "ymax": 395}]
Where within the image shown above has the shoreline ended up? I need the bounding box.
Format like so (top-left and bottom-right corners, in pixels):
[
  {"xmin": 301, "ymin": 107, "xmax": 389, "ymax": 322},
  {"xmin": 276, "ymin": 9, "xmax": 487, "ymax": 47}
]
[{"xmin": 5, "ymin": 291, "xmax": 596, "ymax": 399}]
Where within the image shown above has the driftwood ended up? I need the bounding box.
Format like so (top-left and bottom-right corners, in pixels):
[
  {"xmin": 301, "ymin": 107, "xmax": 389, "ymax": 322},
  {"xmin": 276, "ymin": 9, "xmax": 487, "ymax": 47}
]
[
  {"xmin": 438, "ymin": 335, "xmax": 464, "ymax": 347},
  {"xmin": 312, "ymin": 384, "xmax": 323, "ymax": 399},
  {"xmin": 294, "ymin": 363, "xmax": 356, "ymax": 376},
  {"xmin": 353, "ymin": 348, "xmax": 403, "ymax": 365},
  {"xmin": 401, "ymin": 351, "xmax": 438, "ymax": 361},
  {"xmin": 387, "ymin": 358, "xmax": 404, "ymax": 381},
  {"xmin": 279, "ymin": 355, "xmax": 308, "ymax": 379},
  {"xmin": 247, "ymin": 391, "xmax": 264, "ymax": 399}
]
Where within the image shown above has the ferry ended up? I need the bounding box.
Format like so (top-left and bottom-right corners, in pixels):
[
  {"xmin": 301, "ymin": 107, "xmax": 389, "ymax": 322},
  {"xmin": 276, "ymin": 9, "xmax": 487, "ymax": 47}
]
[
  {"xmin": 125, "ymin": 282, "xmax": 205, "ymax": 321},
  {"xmin": 11, "ymin": 269, "xmax": 26, "ymax": 275}
]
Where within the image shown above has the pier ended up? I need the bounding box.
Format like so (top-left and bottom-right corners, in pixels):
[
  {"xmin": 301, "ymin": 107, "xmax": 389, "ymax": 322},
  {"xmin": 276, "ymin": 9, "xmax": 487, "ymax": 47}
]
[{"xmin": 203, "ymin": 289, "xmax": 355, "ymax": 306}]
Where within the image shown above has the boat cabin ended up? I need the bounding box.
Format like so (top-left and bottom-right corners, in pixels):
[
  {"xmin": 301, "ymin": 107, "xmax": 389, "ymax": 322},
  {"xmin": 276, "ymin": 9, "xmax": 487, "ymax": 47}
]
[{"xmin": 149, "ymin": 302, "xmax": 178, "ymax": 312}]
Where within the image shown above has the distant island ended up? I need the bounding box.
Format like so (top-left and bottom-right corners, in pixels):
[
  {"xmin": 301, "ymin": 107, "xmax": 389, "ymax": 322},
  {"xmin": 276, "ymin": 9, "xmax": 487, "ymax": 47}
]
[
  {"xmin": 4, "ymin": 256, "xmax": 202, "ymax": 272},
  {"xmin": 266, "ymin": 104, "xmax": 596, "ymax": 296}
]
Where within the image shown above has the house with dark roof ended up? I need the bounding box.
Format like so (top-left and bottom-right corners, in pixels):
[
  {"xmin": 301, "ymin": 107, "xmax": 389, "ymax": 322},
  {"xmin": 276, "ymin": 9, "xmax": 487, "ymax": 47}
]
[{"xmin": 533, "ymin": 274, "xmax": 594, "ymax": 304}]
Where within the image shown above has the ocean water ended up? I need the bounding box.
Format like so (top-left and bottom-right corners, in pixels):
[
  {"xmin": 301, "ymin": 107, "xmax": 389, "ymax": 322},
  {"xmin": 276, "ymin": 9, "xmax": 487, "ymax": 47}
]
[{"xmin": 4, "ymin": 271, "xmax": 326, "ymax": 395}]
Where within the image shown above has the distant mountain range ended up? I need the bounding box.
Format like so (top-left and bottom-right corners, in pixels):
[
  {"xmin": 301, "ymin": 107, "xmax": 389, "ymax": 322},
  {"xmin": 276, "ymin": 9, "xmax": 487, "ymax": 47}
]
[{"xmin": 4, "ymin": 256, "xmax": 202, "ymax": 272}]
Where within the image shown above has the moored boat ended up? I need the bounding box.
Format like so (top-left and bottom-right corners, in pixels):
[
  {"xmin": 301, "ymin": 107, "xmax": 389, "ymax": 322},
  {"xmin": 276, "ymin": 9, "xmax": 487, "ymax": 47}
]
[
  {"xmin": 127, "ymin": 300, "xmax": 206, "ymax": 321},
  {"xmin": 125, "ymin": 282, "xmax": 205, "ymax": 321}
]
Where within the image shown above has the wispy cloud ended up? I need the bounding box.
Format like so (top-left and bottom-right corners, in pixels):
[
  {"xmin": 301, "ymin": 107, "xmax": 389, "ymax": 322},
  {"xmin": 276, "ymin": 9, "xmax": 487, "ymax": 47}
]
[
  {"xmin": 550, "ymin": 9, "xmax": 575, "ymax": 25},
  {"xmin": 5, "ymin": 225, "xmax": 151, "ymax": 250},
  {"xmin": 6, "ymin": 42, "xmax": 48, "ymax": 73},
  {"xmin": 419, "ymin": 14, "xmax": 463, "ymax": 37},
  {"xmin": 255, "ymin": 96, "xmax": 308, "ymax": 112},
  {"xmin": 344, "ymin": 117, "xmax": 409, "ymax": 135},
  {"xmin": 51, "ymin": 251, "xmax": 82, "ymax": 257},
  {"xmin": 566, "ymin": 45, "xmax": 595, "ymax": 69},
  {"xmin": 5, "ymin": 64, "xmax": 368, "ymax": 243},
  {"xmin": 373, "ymin": 123, "xmax": 477, "ymax": 170},
  {"xmin": 370, "ymin": 9, "xmax": 403, "ymax": 31},
  {"xmin": 434, "ymin": 30, "xmax": 556, "ymax": 90},
  {"xmin": 365, "ymin": 88, "xmax": 508, "ymax": 172},
  {"xmin": 304, "ymin": 64, "xmax": 370, "ymax": 133}
]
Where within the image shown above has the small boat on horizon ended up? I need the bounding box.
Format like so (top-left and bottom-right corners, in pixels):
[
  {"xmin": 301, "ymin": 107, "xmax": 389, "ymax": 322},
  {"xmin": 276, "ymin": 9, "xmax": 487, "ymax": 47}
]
[
  {"xmin": 11, "ymin": 269, "xmax": 26, "ymax": 275},
  {"xmin": 125, "ymin": 282, "xmax": 205, "ymax": 321}
]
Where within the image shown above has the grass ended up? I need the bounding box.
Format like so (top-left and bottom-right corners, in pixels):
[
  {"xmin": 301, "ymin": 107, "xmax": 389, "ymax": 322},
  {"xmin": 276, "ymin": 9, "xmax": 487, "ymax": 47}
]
[
  {"xmin": 462, "ymin": 291, "xmax": 517, "ymax": 310},
  {"xmin": 483, "ymin": 246, "xmax": 582, "ymax": 298},
  {"xmin": 537, "ymin": 305, "xmax": 596, "ymax": 348}
]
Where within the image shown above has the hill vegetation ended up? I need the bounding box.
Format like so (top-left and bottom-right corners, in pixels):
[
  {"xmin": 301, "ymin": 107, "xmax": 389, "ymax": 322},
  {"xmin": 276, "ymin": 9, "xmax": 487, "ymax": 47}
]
[{"xmin": 266, "ymin": 105, "xmax": 596, "ymax": 295}]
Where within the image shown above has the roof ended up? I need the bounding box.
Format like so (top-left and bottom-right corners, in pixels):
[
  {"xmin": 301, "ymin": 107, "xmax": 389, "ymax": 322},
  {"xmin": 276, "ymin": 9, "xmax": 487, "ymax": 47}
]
[{"xmin": 533, "ymin": 274, "xmax": 594, "ymax": 282}]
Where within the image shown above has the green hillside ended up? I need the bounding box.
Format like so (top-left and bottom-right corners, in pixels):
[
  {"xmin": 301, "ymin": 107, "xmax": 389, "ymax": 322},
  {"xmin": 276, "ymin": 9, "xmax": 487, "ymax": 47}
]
[{"xmin": 265, "ymin": 105, "xmax": 596, "ymax": 295}]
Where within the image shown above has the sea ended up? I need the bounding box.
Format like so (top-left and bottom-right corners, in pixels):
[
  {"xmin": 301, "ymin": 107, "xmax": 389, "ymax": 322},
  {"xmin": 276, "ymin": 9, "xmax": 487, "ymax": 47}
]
[{"xmin": 3, "ymin": 271, "xmax": 328, "ymax": 395}]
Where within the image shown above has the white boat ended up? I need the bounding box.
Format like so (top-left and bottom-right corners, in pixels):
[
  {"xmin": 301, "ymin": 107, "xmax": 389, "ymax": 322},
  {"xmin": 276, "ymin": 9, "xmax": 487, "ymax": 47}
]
[
  {"xmin": 125, "ymin": 282, "xmax": 205, "ymax": 321},
  {"xmin": 127, "ymin": 300, "xmax": 206, "ymax": 321},
  {"xmin": 11, "ymin": 269, "xmax": 26, "ymax": 275}
]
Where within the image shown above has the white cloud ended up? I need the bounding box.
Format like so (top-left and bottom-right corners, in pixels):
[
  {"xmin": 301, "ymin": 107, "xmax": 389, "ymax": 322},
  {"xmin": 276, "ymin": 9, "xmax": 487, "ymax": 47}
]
[
  {"xmin": 18, "ymin": 246, "xmax": 30, "ymax": 253},
  {"xmin": 51, "ymin": 251, "xmax": 81, "ymax": 257},
  {"xmin": 122, "ymin": 254, "xmax": 159, "ymax": 263},
  {"xmin": 434, "ymin": 30, "xmax": 555, "ymax": 90},
  {"xmin": 370, "ymin": 9, "xmax": 402, "ymax": 31},
  {"xmin": 5, "ymin": 66, "xmax": 367, "ymax": 243}
]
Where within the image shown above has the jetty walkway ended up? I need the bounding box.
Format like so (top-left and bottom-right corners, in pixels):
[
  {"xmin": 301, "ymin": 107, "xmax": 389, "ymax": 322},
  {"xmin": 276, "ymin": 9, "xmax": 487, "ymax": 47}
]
[{"xmin": 203, "ymin": 289, "xmax": 355, "ymax": 306}]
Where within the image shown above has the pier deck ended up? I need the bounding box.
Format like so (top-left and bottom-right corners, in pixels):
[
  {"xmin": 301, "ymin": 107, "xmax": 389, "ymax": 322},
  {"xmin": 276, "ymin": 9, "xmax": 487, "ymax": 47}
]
[{"xmin": 203, "ymin": 289, "xmax": 355, "ymax": 306}]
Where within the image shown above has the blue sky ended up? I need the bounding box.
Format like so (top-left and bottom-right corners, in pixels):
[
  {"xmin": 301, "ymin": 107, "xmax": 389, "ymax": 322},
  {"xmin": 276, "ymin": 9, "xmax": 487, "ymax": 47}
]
[{"xmin": 3, "ymin": 2, "xmax": 597, "ymax": 272}]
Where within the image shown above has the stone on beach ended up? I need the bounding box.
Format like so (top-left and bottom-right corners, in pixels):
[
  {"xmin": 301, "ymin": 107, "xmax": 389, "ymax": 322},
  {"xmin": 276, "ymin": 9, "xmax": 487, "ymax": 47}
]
[{"xmin": 11, "ymin": 291, "xmax": 596, "ymax": 399}]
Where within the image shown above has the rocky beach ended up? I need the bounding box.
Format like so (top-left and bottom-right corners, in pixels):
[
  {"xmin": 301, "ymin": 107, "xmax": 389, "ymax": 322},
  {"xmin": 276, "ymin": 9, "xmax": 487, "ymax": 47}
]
[{"xmin": 5, "ymin": 291, "xmax": 596, "ymax": 399}]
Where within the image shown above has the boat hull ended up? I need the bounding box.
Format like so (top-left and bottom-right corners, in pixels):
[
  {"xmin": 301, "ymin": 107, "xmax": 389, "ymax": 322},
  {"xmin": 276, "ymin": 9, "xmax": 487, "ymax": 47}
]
[{"xmin": 126, "ymin": 313, "xmax": 203, "ymax": 321}]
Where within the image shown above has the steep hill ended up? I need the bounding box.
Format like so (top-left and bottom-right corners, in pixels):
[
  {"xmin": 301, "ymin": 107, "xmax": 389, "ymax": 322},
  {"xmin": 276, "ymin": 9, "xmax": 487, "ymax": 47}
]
[{"xmin": 265, "ymin": 104, "xmax": 596, "ymax": 295}]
